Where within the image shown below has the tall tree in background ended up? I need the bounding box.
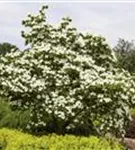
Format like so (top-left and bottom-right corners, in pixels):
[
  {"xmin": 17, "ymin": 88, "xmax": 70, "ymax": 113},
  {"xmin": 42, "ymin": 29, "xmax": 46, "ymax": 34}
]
[
  {"xmin": 0, "ymin": 42, "xmax": 18, "ymax": 56},
  {"xmin": 114, "ymin": 38, "xmax": 135, "ymax": 74}
]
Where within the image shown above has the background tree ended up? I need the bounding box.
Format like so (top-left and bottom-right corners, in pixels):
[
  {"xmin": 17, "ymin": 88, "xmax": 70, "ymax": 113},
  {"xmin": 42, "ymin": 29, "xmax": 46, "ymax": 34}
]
[
  {"xmin": 114, "ymin": 38, "xmax": 135, "ymax": 74},
  {"xmin": 0, "ymin": 42, "xmax": 18, "ymax": 56}
]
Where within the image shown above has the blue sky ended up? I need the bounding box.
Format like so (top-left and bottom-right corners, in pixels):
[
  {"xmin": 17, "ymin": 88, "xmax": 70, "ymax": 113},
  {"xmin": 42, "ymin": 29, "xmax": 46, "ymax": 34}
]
[{"xmin": 0, "ymin": 2, "xmax": 135, "ymax": 49}]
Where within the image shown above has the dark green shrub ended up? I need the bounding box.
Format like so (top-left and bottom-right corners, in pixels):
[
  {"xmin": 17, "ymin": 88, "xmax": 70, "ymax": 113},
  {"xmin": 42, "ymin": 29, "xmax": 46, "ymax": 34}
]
[{"xmin": 0, "ymin": 98, "xmax": 30, "ymax": 130}]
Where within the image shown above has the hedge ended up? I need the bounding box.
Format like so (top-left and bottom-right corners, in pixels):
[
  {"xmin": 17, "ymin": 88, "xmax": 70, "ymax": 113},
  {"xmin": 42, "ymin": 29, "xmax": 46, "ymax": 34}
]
[{"xmin": 0, "ymin": 128, "xmax": 125, "ymax": 150}]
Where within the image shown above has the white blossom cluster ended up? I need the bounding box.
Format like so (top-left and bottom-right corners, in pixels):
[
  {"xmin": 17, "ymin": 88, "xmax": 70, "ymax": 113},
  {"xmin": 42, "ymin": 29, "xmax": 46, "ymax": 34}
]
[{"xmin": 0, "ymin": 6, "xmax": 135, "ymax": 137}]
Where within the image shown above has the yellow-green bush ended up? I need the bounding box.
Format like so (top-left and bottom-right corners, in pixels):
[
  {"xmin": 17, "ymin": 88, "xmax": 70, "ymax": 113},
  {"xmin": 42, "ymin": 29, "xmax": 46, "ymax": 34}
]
[{"xmin": 0, "ymin": 128, "xmax": 125, "ymax": 150}]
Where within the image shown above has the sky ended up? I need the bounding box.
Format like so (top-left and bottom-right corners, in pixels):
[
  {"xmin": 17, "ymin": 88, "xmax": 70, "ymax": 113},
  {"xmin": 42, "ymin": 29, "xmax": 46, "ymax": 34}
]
[{"xmin": 0, "ymin": 1, "xmax": 135, "ymax": 49}]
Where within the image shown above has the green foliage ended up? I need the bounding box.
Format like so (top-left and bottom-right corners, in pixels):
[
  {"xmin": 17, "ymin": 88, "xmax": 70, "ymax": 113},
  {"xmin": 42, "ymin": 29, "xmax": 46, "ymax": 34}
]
[
  {"xmin": 0, "ymin": 128, "xmax": 125, "ymax": 150},
  {"xmin": 0, "ymin": 6, "xmax": 134, "ymax": 138},
  {"xmin": 0, "ymin": 98, "xmax": 30, "ymax": 130},
  {"xmin": 0, "ymin": 42, "xmax": 18, "ymax": 57},
  {"xmin": 114, "ymin": 38, "xmax": 135, "ymax": 74},
  {"xmin": 129, "ymin": 108, "xmax": 135, "ymax": 115}
]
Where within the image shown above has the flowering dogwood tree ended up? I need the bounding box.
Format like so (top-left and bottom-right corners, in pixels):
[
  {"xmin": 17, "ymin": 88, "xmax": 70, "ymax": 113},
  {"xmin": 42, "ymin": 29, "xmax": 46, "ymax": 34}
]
[{"xmin": 0, "ymin": 6, "xmax": 135, "ymax": 137}]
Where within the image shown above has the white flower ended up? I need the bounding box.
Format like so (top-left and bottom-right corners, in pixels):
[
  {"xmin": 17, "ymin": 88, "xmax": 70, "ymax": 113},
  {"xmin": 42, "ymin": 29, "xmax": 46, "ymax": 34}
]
[{"xmin": 37, "ymin": 95, "xmax": 41, "ymax": 99}]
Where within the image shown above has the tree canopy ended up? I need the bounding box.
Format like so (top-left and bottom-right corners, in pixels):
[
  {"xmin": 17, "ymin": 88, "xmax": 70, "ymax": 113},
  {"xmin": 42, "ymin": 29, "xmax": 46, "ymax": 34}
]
[
  {"xmin": 114, "ymin": 38, "xmax": 135, "ymax": 74},
  {"xmin": 0, "ymin": 42, "xmax": 18, "ymax": 56}
]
